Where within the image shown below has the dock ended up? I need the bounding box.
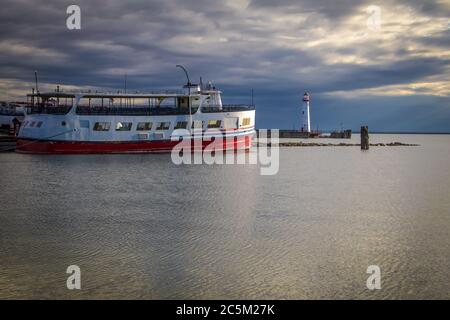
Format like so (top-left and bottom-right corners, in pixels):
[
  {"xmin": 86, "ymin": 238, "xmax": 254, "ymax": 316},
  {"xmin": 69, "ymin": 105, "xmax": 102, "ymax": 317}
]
[
  {"xmin": 0, "ymin": 134, "xmax": 16, "ymax": 152},
  {"xmin": 256, "ymin": 129, "xmax": 352, "ymax": 139},
  {"xmin": 257, "ymin": 129, "xmax": 321, "ymax": 139},
  {"xmin": 256, "ymin": 141, "xmax": 419, "ymax": 147}
]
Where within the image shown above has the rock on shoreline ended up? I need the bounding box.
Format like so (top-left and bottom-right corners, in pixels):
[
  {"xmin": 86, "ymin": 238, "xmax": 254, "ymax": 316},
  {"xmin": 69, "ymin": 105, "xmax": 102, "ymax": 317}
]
[{"xmin": 257, "ymin": 142, "xmax": 420, "ymax": 147}]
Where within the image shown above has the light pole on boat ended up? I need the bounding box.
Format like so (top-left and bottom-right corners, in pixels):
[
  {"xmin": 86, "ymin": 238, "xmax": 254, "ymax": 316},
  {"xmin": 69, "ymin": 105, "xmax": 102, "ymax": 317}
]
[
  {"xmin": 34, "ymin": 70, "xmax": 39, "ymax": 94},
  {"xmin": 176, "ymin": 64, "xmax": 191, "ymax": 86},
  {"xmin": 34, "ymin": 71, "xmax": 40, "ymax": 107},
  {"xmin": 176, "ymin": 65, "xmax": 192, "ymax": 135},
  {"xmin": 124, "ymin": 73, "xmax": 127, "ymax": 107}
]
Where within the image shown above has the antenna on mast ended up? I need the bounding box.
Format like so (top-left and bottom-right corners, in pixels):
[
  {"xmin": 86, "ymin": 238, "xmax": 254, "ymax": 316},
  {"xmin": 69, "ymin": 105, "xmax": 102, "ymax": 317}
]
[{"xmin": 34, "ymin": 70, "xmax": 39, "ymax": 93}]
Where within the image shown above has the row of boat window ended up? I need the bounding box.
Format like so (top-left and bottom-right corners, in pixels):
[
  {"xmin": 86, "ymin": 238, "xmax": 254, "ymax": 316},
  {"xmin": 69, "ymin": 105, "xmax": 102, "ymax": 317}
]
[
  {"xmin": 93, "ymin": 120, "xmax": 223, "ymax": 132},
  {"xmin": 22, "ymin": 118, "xmax": 252, "ymax": 131},
  {"xmin": 22, "ymin": 121, "xmax": 43, "ymax": 128}
]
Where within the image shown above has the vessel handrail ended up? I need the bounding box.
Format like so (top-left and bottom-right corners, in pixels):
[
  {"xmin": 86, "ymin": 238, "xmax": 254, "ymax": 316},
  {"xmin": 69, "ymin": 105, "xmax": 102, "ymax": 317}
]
[
  {"xmin": 27, "ymin": 89, "xmax": 186, "ymax": 97},
  {"xmin": 201, "ymin": 104, "xmax": 255, "ymax": 112},
  {"xmin": 24, "ymin": 104, "xmax": 255, "ymax": 116},
  {"xmin": 0, "ymin": 109, "xmax": 25, "ymax": 116},
  {"xmin": 75, "ymin": 105, "xmax": 196, "ymax": 116},
  {"xmin": 27, "ymin": 105, "xmax": 72, "ymax": 115}
]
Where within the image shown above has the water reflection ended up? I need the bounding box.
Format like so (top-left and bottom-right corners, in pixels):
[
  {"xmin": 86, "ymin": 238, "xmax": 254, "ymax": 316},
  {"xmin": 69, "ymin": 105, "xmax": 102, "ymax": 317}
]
[{"xmin": 1, "ymin": 135, "xmax": 450, "ymax": 299}]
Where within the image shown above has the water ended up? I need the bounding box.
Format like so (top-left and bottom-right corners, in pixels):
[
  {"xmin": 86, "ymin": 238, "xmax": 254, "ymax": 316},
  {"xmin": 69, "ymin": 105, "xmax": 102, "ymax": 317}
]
[{"xmin": 1, "ymin": 134, "xmax": 450, "ymax": 299}]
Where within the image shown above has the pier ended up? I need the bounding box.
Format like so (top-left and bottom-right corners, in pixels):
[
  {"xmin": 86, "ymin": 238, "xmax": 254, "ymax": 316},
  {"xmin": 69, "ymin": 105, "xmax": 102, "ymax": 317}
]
[
  {"xmin": 256, "ymin": 129, "xmax": 351, "ymax": 139},
  {"xmin": 0, "ymin": 134, "xmax": 16, "ymax": 152},
  {"xmin": 256, "ymin": 141, "xmax": 419, "ymax": 147}
]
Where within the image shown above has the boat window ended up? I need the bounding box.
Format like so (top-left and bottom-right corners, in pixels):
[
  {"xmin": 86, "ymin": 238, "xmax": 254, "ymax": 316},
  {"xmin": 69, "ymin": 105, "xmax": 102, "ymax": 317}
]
[
  {"xmin": 79, "ymin": 120, "xmax": 90, "ymax": 128},
  {"xmin": 207, "ymin": 120, "xmax": 222, "ymax": 128},
  {"xmin": 191, "ymin": 120, "xmax": 204, "ymax": 129},
  {"xmin": 116, "ymin": 122, "xmax": 132, "ymax": 131},
  {"xmin": 156, "ymin": 122, "xmax": 171, "ymax": 130},
  {"xmin": 36, "ymin": 121, "xmax": 43, "ymax": 128},
  {"xmin": 93, "ymin": 122, "xmax": 111, "ymax": 131},
  {"xmin": 224, "ymin": 117, "xmax": 238, "ymax": 129},
  {"xmin": 137, "ymin": 133, "xmax": 149, "ymax": 140},
  {"xmin": 175, "ymin": 121, "xmax": 187, "ymax": 129},
  {"xmin": 242, "ymin": 118, "xmax": 251, "ymax": 126},
  {"xmin": 30, "ymin": 121, "xmax": 36, "ymax": 127},
  {"xmin": 137, "ymin": 122, "xmax": 152, "ymax": 131}
]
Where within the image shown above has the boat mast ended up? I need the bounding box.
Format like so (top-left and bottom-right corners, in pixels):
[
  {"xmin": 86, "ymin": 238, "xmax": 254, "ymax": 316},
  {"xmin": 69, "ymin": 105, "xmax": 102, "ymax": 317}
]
[
  {"xmin": 176, "ymin": 65, "xmax": 192, "ymax": 134},
  {"xmin": 34, "ymin": 70, "xmax": 39, "ymax": 94}
]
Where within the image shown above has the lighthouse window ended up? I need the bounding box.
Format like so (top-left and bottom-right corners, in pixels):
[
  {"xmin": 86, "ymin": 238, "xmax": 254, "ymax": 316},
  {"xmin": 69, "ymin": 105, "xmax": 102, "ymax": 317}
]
[
  {"xmin": 207, "ymin": 120, "xmax": 222, "ymax": 128},
  {"xmin": 116, "ymin": 122, "xmax": 132, "ymax": 131},
  {"xmin": 175, "ymin": 121, "xmax": 188, "ymax": 129},
  {"xmin": 241, "ymin": 118, "xmax": 251, "ymax": 126},
  {"xmin": 93, "ymin": 122, "xmax": 111, "ymax": 131},
  {"xmin": 137, "ymin": 122, "xmax": 152, "ymax": 131},
  {"xmin": 156, "ymin": 122, "xmax": 170, "ymax": 130}
]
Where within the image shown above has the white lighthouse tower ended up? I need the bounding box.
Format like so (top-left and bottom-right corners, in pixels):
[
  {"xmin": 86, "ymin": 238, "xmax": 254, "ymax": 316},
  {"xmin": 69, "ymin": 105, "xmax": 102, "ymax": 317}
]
[{"xmin": 300, "ymin": 92, "xmax": 311, "ymax": 133}]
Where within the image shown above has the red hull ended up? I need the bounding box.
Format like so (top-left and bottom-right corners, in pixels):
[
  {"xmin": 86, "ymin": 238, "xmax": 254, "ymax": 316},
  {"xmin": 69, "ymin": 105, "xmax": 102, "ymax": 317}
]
[{"xmin": 16, "ymin": 135, "xmax": 252, "ymax": 154}]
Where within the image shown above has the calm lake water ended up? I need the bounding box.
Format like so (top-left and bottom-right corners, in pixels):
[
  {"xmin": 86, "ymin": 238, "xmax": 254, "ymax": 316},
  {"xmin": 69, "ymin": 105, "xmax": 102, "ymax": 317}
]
[{"xmin": 1, "ymin": 134, "xmax": 450, "ymax": 299}]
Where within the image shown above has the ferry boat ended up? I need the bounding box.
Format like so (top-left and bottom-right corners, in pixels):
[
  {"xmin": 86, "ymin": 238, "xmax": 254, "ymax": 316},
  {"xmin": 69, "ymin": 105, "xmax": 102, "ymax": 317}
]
[{"xmin": 16, "ymin": 81, "xmax": 255, "ymax": 154}]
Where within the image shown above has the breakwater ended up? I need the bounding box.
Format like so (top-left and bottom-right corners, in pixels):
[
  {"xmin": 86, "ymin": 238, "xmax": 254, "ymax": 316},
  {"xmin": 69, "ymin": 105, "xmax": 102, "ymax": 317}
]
[{"xmin": 257, "ymin": 141, "xmax": 419, "ymax": 147}]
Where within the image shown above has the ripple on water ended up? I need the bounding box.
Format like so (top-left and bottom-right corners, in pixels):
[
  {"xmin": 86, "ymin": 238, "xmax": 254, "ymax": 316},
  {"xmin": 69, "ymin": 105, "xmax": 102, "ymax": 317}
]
[{"xmin": 1, "ymin": 136, "xmax": 450, "ymax": 298}]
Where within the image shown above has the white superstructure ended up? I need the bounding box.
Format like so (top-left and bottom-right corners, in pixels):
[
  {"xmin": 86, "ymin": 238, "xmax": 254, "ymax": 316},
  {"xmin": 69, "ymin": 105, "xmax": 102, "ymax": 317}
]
[{"xmin": 16, "ymin": 82, "xmax": 256, "ymax": 154}]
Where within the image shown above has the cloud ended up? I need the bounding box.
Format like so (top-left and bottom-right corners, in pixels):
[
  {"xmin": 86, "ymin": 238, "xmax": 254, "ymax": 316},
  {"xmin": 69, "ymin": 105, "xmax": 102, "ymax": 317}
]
[{"xmin": 0, "ymin": 0, "xmax": 449, "ymax": 131}]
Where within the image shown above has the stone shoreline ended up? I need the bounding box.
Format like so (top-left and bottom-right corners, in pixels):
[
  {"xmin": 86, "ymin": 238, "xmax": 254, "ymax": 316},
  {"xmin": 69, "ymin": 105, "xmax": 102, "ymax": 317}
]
[{"xmin": 257, "ymin": 142, "xmax": 420, "ymax": 147}]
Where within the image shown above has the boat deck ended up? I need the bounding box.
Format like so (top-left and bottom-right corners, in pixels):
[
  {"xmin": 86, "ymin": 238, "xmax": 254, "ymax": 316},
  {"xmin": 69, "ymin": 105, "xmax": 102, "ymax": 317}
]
[{"xmin": 26, "ymin": 105, "xmax": 255, "ymax": 116}]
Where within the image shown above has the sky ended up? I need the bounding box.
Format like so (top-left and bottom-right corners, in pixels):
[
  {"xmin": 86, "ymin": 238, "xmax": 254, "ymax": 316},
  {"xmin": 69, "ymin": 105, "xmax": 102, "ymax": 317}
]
[{"xmin": 0, "ymin": 0, "xmax": 449, "ymax": 131}]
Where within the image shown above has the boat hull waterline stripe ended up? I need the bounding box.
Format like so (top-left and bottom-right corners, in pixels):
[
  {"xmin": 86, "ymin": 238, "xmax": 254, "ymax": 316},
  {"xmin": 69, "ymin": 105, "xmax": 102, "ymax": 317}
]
[{"xmin": 16, "ymin": 135, "xmax": 253, "ymax": 154}]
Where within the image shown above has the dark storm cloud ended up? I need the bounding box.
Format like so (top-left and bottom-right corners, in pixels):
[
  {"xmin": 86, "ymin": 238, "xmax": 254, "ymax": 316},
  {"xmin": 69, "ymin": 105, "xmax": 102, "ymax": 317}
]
[
  {"xmin": 416, "ymin": 31, "xmax": 450, "ymax": 48},
  {"xmin": 0, "ymin": 0, "xmax": 449, "ymax": 131},
  {"xmin": 250, "ymin": 0, "xmax": 450, "ymax": 18},
  {"xmin": 314, "ymin": 57, "xmax": 449, "ymax": 93},
  {"xmin": 249, "ymin": 0, "xmax": 365, "ymax": 20}
]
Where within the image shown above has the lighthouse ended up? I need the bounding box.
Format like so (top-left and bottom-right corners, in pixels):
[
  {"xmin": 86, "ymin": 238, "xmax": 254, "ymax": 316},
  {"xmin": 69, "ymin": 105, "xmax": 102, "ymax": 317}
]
[{"xmin": 300, "ymin": 92, "xmax": 311, "ymax": 133}]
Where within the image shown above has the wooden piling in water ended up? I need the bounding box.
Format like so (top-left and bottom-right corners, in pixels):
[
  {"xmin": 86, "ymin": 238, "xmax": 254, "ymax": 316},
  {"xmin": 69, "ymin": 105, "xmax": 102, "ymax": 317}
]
[{"xmin": 361, "ymin": 126, "xmax": 369, "ymax": 150}]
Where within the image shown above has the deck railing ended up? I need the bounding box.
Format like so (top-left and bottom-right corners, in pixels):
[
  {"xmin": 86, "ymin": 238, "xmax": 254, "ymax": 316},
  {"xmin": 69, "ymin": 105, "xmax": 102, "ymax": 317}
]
[
  {"xmin": 0, "ymin": 109, "xmax": 24, "ymax": 116},
  {"xmin": 27, "ymin": 105, "xmax": 72, "ymax": 115},
  {"xmin": 201, "ymin": 105, "xmax": 255, "ymax": 113},
  {"xmin": 25, "ymin": 104, "xmax": 255, "ymax": 116},
  {"xmin": 75, "ymin": 106, "xmax": 196, "ymax": 115}
]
